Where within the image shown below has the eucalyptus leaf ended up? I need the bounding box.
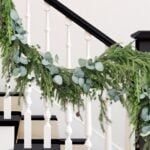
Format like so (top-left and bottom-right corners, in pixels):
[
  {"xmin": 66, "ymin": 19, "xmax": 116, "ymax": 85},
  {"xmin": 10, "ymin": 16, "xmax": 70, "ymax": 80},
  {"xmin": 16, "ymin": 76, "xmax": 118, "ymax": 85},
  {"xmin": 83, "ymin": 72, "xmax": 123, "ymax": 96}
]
[
  {"xmin": 141, "ymin": 107, "xmax": 150, "ymax": 122},
  {"xmin": 20, "ymin": 66, "xmax": 27, "ymax": 77},
  {"xmin": 78, "ymin": 78, "xmax": 85, "ymax": 87},
  {"xmin": 13, "ymin": 51, "xmax": 20, "ymax": 64},
  {"xmin": 55, "ymin": 54, "xmax": 59, "ymax": 63},
  {"xmin": 53, "ymin": 75, "xmax": 63, "ymax": 85},
  {"xmin": 16, "ymin": 26, "xmax": 24, "ymax": 34},
  {"xmin": 49, "ymin": 65, "xmax": 59, "ymax": 75},
  {"xmin": 95, "ymin": 62, "xmax": 104, "ymax": 71},
  {"xmin": 11, "ymin": 35, "xmax": 16, "ymax": 41},
  {"xmin": 10, "ymin": 9, "xmax": 19, "ymax": 21},
  {"xmin": 20, "ymin": 57, "xmax": 28, "ymax": 65},
  {"xmin": 12, "ymin": 68, "xmax": 20, "ymax": 77},
  {"xmin": 44, "ymin": 52, "xmax": 53, "ymax": 64},
  {"xmin": 86, "ymin": 79, "xmax": 92, "ymax": 86},
  {"xmin": 87, "ymin": 59, "xmax": 93, "ymax": 65},
  {"xmin": 83, "ymin": 84, "xmax": 90, "ymax": 93},
  {"xmin": 141, "ymin": 125, "xmax": 150, "ymax": 137},
  {"xmin": 74, "ymin": 68, "xmax": 84, "ymax": 78},
  {"xmin": 16, "ymin": 19, "xmax": 22, "ymax": 25},
  {"xmin": 20, "ymin": 38, "xmax": 27, "ymax": 44},
  {"xmin": 78, "ymin": 58, "xmax": 87, "ymax": 67},
  {"xmin": 140, "ymin": 93, "xmax": 146, "ymax": 99},
  {"xmin": 72, "ymin": 75, "xmax": 79, "ymax": 84},
  {"xmin": 86, "ymin": 64, "xmax": 95, "ymax": 70},
  {"xmin": 114, "ymin": 95, "xmax": 120, "ymax": 102},
  {"xmin": 42, "ymin": 59, "xmax": 50, "ymax": 66}
]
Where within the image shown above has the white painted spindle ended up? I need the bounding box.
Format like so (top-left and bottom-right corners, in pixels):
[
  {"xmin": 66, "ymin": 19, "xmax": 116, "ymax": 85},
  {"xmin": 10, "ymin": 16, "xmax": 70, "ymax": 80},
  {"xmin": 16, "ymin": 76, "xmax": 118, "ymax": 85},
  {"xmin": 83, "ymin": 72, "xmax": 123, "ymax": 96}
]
[
  {"xmin": 43, "ymin": 6, "xmax": 51, "ymax": 148},
  {"xmin": 103, "ymin": 90, "xmax": 112, "ymax": 150},
  {"xmin": 124, "ymin": 93, "xmax": 135, "ymax": 150},
  {"xmin": 65, "ymin": 103, "xmax": 73, "ymax": 150},
  {"xmin": 44, "ymin": 7, "xmax": 51, "ymax": 51},
  {"xmin": 4, "ymin": 74, "xmax": 11, "ymax": 119},
  {"xmin": 24, "ymin": 82, "xmax": 32, "ymax": 148},
  {"xmin": 65, "ymin": 18, "xmax": 73, "ymax": 150},
  {"xmin": 24, "ymin": 0, "xmax": 32, "ymax": 148},
  {"xmin": 84, "ymin": 32, "xmax": 92, "ymax": 150},
  {"xmin": 125, "ymin": 111, "xmax": 131, "ymax": 150},
  {"xmin": 26, "ymin": 0, "xmax": 31, "ymax": 44},
  {"xmin": 43, "ymin": 99, "xmax": 51, "ymax": 148}
]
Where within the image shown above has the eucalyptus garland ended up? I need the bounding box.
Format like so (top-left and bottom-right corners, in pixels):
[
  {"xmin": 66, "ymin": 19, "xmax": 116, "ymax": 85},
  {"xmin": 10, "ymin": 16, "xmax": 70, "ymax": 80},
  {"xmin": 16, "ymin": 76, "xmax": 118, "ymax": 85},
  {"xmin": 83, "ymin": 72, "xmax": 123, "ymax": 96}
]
[{"xmin": 0, "ymin": 0, "xmax": 150, "ymax": 148}]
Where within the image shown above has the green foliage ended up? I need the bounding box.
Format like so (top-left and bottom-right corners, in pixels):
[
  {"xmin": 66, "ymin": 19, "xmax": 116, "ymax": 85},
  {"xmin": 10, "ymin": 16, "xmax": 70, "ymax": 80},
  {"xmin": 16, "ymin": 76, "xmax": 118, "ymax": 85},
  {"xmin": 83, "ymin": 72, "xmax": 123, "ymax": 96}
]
[{"xmin": 0, "ymin": 0, "xmax": 150, "ymax": 148}]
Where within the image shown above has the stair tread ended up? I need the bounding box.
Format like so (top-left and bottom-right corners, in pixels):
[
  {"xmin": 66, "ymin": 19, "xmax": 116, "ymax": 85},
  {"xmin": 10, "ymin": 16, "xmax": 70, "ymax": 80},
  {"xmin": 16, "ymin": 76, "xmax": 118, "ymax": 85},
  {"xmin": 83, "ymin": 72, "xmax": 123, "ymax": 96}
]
[
  {"xmin": 0, "ymin": 111, "xmax": 57, "ymax": 121},
  {"xmin": 0, "ymin": 92, "xmax": 23, "ymax": 97},
  {"xmin": 15, "ymin": 143, "xmax": 60, "ymax": 150},
  {"xmin": 21, "ymin": 115, "xmax": 57, "ymax": 121},
  {"xmin": 17, "ymin": 139, "xmax": 86, "ymax": 145},
  {"xmin": 0, "ymin": 111, "xmax": 21, "ymax": 116}
]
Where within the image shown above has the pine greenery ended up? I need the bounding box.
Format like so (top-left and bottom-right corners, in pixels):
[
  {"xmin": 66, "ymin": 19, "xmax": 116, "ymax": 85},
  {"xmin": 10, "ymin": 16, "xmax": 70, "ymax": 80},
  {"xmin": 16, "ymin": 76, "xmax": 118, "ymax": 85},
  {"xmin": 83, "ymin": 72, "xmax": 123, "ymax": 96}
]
[{"xmin": 0, "ymin": 0, "xmax": 150, "ymax": 148}]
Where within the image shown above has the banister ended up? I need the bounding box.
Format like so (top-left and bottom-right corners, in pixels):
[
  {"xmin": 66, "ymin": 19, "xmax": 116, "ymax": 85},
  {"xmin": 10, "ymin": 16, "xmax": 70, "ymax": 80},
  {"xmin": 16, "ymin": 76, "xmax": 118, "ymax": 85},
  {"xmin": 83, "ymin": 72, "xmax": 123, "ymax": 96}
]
[{"xmin": 44, "ymin": 0, "xmax": 118, "ymax": 47}]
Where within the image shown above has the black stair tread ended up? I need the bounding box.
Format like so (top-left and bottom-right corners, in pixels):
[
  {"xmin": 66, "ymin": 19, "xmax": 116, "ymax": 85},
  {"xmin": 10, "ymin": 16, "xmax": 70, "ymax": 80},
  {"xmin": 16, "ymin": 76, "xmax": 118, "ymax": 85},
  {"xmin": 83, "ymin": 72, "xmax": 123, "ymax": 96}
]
[
  {"xmin": 14, "ymin": 144, "xmax": 60, "ymax": 150},
  {"xmin": 0, "ymin": 111, "xmax": 21, "ymax": 116},
  {"xmin": 17, "ymin": 139, "xmax": 86, "ymax": 145},
  {"xmin": 21, "ymin": 115, "xmax": 57, "ymax": 121},
  {"xmin": 0, "ymin": 92, "xmax": 23, "ymax": 96},
  {"xmin": 0, "ymin": 112, "xmax": 57, "ymax": 121}
]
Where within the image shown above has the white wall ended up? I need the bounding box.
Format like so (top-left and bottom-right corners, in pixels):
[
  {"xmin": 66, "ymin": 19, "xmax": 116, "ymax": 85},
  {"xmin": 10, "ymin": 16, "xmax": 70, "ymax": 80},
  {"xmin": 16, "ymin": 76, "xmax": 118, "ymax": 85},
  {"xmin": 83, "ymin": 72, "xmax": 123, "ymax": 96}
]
[{"xmin": 1, "ymin": 0, "xmax": 150, "ymax": 149}]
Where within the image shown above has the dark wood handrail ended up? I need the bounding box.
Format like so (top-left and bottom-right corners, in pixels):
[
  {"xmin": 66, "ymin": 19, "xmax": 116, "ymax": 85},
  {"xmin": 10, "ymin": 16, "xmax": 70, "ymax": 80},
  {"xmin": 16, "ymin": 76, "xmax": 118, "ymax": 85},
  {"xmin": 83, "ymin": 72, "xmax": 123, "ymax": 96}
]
[{"xmin": 45, "ymin": 0, "xmax": 118, "ymax": 47}]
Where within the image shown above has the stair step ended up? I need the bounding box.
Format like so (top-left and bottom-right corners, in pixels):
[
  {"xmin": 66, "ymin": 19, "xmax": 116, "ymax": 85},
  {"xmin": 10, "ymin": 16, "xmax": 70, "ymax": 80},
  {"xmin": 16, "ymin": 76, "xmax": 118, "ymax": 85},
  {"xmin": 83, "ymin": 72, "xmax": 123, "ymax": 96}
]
[
  {"xmin": 17, "ymin": 139, "xmax": 86, "ymax": 145},
  {"xmin": 0, "ymin": 111, "xmax": 21, "ymax": 143},
  {"xmin": 16, "ymin": 140, "xmax": 61, "ymax": 150},
  {"xmin": 21, "ymin": 115, "xmax": 57, "ymax": 121},
  {"xmin": 0, "ymin": 112, "xmax": 57, "ymax": 121},
  {"xmin": 0, "ymin": 112, "xmax": 58, "ymax": 143},
  {"xmin": 14, "ymin": 143, "xmax": 60, "ymax": 150},
  {"xmin": 0, "ymin": 92, "xmax": 23, "ymax": 97}
]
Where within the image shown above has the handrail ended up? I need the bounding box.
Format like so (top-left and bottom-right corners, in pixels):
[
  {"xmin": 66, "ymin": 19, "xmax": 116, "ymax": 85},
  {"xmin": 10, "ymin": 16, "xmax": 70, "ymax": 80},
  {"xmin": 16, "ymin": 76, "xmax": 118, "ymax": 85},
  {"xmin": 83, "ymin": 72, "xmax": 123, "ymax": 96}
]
[{"xmin": 44, "ymin": 0, "xmax": 118, "ymax": 47}]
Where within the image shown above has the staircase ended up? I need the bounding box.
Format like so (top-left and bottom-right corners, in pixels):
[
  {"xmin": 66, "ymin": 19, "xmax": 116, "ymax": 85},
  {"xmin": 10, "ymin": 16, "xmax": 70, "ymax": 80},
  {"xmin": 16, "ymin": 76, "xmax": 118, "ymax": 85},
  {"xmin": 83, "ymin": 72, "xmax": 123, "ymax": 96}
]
[{"xmin": 0, "ymin": 0, "xmax": 139, "ymax": 150}]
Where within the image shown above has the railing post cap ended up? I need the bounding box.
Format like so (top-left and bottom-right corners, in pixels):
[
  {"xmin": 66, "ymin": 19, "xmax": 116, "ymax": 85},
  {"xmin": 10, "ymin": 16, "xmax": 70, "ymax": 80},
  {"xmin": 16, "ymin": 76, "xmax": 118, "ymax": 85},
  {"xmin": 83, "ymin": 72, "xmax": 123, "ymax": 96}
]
[{"xmin": 131, "ymin": 31, "xmax": 150, "ymax": 40}]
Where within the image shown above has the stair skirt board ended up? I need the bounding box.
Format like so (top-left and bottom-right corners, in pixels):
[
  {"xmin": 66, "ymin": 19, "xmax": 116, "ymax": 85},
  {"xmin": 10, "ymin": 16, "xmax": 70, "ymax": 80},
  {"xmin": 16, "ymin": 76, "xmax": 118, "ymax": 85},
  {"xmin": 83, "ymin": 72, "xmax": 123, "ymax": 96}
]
[
  {"xmin": 17, "ymin": 116, "xmax": 58, "ymax": 140},
  {"xmin": 0, "ymin": 112, "xmax": 21, "ymax": 143}
]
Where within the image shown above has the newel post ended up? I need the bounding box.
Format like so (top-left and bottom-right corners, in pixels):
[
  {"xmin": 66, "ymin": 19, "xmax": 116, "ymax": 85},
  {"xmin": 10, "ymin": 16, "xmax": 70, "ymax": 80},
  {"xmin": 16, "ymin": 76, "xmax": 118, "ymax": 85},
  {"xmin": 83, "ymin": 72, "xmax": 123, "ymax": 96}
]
[{"xmin": 131, "ymin": 31, "xmax": 150, "ymax": 150}]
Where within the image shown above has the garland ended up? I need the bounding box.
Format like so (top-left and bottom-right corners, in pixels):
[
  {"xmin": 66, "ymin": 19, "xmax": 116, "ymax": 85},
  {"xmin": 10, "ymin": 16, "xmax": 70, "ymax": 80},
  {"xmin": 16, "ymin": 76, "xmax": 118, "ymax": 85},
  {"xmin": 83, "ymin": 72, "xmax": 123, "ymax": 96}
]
[{"xmin": 0, "ymin": 0, "xmax": 150, "ymax": 148}]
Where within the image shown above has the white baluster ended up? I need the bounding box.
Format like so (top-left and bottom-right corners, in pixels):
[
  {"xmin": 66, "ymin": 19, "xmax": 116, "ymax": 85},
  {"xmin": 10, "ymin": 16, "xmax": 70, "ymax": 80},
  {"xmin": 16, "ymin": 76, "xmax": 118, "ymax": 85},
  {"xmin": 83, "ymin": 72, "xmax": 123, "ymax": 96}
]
[
  {"xmin": 43, "ymin": 99, "xmax": 51, "ymax": 148},
  {"xmin": 65, "ymin": 103, "xmax": 73, "ymax": 150},
  {"xmin": 103, "ymin": 90, "xmax": 112, "ymax": 150},
  {"xmin": 26, "ymin": 0, "xmax": 31, "ymax": 44},
  {"xmin": 84, "ymin": 32, "xmax": 92, "ymax": 150},
  {"xmin": 66, "ymin": 18, "xmax": 72, "ymax": 68},
  {"xmin": 44, "ymin": 7, "xmax": 51, "ymax": 52},
  {"xmin": 24, "ymin": 1, "xmax": 32, "ymax": 148},
  {"xmin": 24, "ymin": 82, "xmax": 32, "ymax": 148},
  {"xmin": 124, "ymin": 93, "xmax": 135, "ymax": 150},
  {"xmin": 4, "ymin": 74, "xmax": 11, "ymax": 119},
  {"xmin": 125, "ymin": 111, "xmax": 131, "ymax": 150},
  {"xmin": 43, "ymin": 5, "xmax": 52, "ymax": 148},
  {"xmin": 65, "ymin": 18, "xmax": 73, "ymax": 150}
]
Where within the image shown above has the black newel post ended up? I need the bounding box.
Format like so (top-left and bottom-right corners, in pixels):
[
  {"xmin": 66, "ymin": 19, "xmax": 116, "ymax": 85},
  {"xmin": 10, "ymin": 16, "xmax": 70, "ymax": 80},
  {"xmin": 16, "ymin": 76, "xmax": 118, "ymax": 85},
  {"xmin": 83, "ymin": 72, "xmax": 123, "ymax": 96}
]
[
  {"xmin": 131, "ymin": 31, "xmax": 150, "ymax": 150},
  {"xmin": 131, "ymin": 31, "xmax": 150, "ymax": 52}
]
